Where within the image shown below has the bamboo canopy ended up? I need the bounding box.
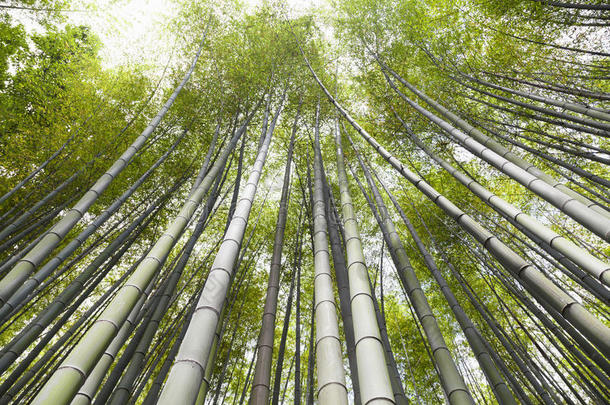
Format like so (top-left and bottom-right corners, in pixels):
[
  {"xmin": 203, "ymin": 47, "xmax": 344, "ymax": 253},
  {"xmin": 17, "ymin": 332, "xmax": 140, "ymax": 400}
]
[{"xmin": 0, "ymin": 1, "xmax": 608, "ymax": 404}]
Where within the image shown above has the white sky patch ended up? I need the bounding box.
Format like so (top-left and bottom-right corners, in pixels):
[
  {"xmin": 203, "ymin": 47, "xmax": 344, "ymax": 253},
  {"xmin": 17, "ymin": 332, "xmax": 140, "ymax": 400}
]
[
  {"xmin": 4, "ymin": 0, "xmax": 174, "ymax": 69},
  {"xmin": 9, "ymin": 0, "xmax": 332, "ymax": 72},
  {"xmin": 68, "ymin": 0, "xmax": 177, "ymax": 69},
  {"xmin": 65, "ymin": 0, "xmax": 330, "ymax": 70}
]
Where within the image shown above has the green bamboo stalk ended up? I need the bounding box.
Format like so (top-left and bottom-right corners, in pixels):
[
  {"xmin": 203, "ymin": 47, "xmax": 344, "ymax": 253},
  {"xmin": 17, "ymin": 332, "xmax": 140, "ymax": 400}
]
[
  {"xmin": 347, "ymin": 145, "xmax": 472, "ymax": 405},
  {"xmin": 381, "ymin": 69, "xmax": 610, "ymax": 241},
  {"xmin": 0, "ymin": 131, "xmax": 189, "ymax": 322},
  {"xmin": 250, "ymin": 97, "xmax": 297, "ymax": 405},
  {"xmin": 376, "ymin": 58, "xmax": 610, "ymax": 222},
  {"xmin": 392, "ymin": 112, "xmax": 610, "ymax": 287},
  {"xmin": 310, "ymin": 105, "xmax": 348, "ymax": 404},
  {"xmin": 374, "ymin": 168, "xmax": 517, "ymax": 405},
  {"xmin": 331, "ymin": 116, "xmax": 394, "ymax": 404},
  {"xmin": 156, "ymin": 91, "xmax": 283, "ymax": 405},
  {"xmin": 0, "ymin": 23, "xmax": 212, "ymax": 306},
  {"xmin": 301, "ymin": 56, "xmax": 610, "ymax": 358},
  {"xmin": 30, "ymin": 111, "xmax": 249, "ymax": 405}
]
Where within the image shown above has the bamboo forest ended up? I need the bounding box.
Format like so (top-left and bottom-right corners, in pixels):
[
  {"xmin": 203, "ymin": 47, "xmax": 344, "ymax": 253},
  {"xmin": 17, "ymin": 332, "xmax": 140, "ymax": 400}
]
[{"xmin": 0, "ymin": 0, "xmax": 609, "ymax": 403}]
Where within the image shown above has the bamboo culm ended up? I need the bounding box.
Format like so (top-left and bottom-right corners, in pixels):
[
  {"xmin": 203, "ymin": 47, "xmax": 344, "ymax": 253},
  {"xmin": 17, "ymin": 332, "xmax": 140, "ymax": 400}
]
[
  {"xmin": 104, "ymin": 169, "xmax": 228, "ymax": 405},
  {"xmin": 321, "ymin": 173, "xmax": 362, "ymax": 404},
  {"xmin": 377, "ymin": 56, "xmax": 610, "ymax": 223},
  {"xmin": 250, "ymin": 95, "xmax": 297, "ymax": 405},
  {"xmin": 392, "ymin": 112, "xmax": 610, "ymax": 287},
  {"xmin": 330, "ymin": 115, "xmax": 395, "ymax": 404},
  {"xmin": 30, "ymin": 104, "xmax": 250, "ymax": 405},
  {"xmin": 0, "ymin": 181, "xmax": 179, "ymax": 377},
  {"xmin": 375, "ymin": 171, "xmax": 517, "ymax": 405},
  {"xmin": 381, "ymin": 68, "xmax": 610, "ymax": 240},
  {"xmin": 301, "ymin": 55, "xmax": 610, "ymax": 359},
  {"xmin": 310, "ymin": 105, "xmax": 348, "ymax": 404},
  {"xmin": 0, "ymin": 23, "xmax": 212, "ymax": 307},
  {"xmin": 156, "ymin": 90, "xmax": 283, "ymax": 405},
  {"xmin": 0, "ymin": 131, "xmax": 189, "ymax": 323},
  {"xmin": 347, "ymin": 144, "xmax": 472, "ymax": 405},
  {"xmin": 348, "ymin": 169, "xmax": 410, "ymax": 405}
]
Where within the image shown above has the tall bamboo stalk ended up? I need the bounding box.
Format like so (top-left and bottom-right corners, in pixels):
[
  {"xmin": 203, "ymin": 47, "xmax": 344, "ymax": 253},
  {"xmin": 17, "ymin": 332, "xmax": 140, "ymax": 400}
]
[
  {"xmin": 30, "ymin": 107, "xmax": 249, "ymax": 405},
  {"xmin": 0, "ymin": 131, "xmax": 190, "ymax": 323},
  {"xmin": 348, "ymin": 140, "xmax": 473, "ymax": 405},
  {"xmin": 301, "ymin": 55, "xmax": 610, "ymax": 357},
  {"xmin": 330, "ymin": 115, "xmax": 395, "ymax": 404},
  {"xmin": 381, "ymin": 68, "xmax": 610, "ymax": 241},
  {"xmin": 376, "ymin": 57, "xmax": 610, "ymax": 223},
  {"xmin": 310, "ymin": 104, "xmax": 348, "ymax": 404},
  {"xmin": 156, "ymin": 91, "xmax": 284, "ymax": 405},
  {"xmin": 374, "ymin": 168, "xmax": 517, "ymax": 405},
  {"xmin": 0, "ymin": 23, "xmax": 213, "ymax": 306},
  {"xmin": 322, "ymin": 174, "xmax": 362, "ymax": 404},
  {"xmin": 392, "ymin": 111, "xmax": 610, "ymax": 287},
  {"xmin": 250, "ymin": 99, "xmax": 297, "ymax": 405}
]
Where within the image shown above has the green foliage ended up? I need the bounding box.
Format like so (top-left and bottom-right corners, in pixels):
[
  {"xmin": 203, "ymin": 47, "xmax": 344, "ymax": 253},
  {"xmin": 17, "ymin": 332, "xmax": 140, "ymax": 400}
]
[{"xmin": 0, "ymin": 0, "xmax": 608, "ymax": 403}]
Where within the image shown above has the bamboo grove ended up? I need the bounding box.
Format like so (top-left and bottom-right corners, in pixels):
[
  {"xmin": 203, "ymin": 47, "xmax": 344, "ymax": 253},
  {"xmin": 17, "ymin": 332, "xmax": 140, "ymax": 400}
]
[{"xmin": 0, "ymin": 0, "xmax": 608, "ymax": 403}]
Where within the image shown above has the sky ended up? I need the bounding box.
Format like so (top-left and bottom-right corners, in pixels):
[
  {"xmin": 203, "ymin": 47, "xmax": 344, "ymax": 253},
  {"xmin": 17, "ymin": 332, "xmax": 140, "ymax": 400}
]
[
  {"xmin": 60, "ymin": 0, "xmax": 331, "ymax": 69},
  {"xmin": 69, "ymin": 0, "xmax": 184, "ymax": 68},
  {"xmin": 6, "ymin": 0, "xmax": 336, "ymax": 88}
]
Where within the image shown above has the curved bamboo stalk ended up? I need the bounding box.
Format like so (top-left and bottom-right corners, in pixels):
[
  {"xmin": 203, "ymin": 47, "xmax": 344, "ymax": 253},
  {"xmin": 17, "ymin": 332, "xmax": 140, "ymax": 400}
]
[
  {"xmin": 377, "ymin": 58, "xmax": 610, "ymax": 222},
  {"xmin": 0, "ymin": 229, "xmax": 157, "ymax": 402},
  {"xmin": 105, "ymin": 173, "xmax": 226, "ymax": 405},
  {"xmin": 0, "ymin": 131, "xmax": 189, "ymax": 322},
  {"xmin": 0, "ymin": 23, "xmax": 212, "ymax": 306},
  {"xmin": 459, "ymin": 73, "xmax": 610, "ymax": 122},
  {"xmin": 468, "ymin": 117, "xmax": 610, "ymax": 188},
  {"xmin": 0, "ymin": 170, "xmax": 80, "ymax": 242},
  {"xmin": 376, "ymin": 171, "xmax": 517, "ymax": 405},
  {"xmin": 392, "ymin": 112, "xmax": 610, "ymax": 287},
  {"xmin": 481, "ymin": 70, "xmax": 610, "ymax": 102},
  {"xmin": 530, "ymin": 0, "xmax": 610, "ymax": 11},
  {"xmin": 0, "ymin": 237, "xmax": 141, "ymax": 401},
  {"xmin": 415, "ymin": 208, "xmax": 536, "ymax": 404},
  {"xmin": 430, "ymin": 205, "xmax": 610, "ymax": 379},
  {"xmin": 381, "ymin": 69, "xmax": 610, "ymax": 241},
  {"xmin": 0, "ymin": 183, "xmax": 176, "ymax": 376},
  {"xmin": 453, "ymin": 76, "xmax": 610, "ymax": 131}
]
